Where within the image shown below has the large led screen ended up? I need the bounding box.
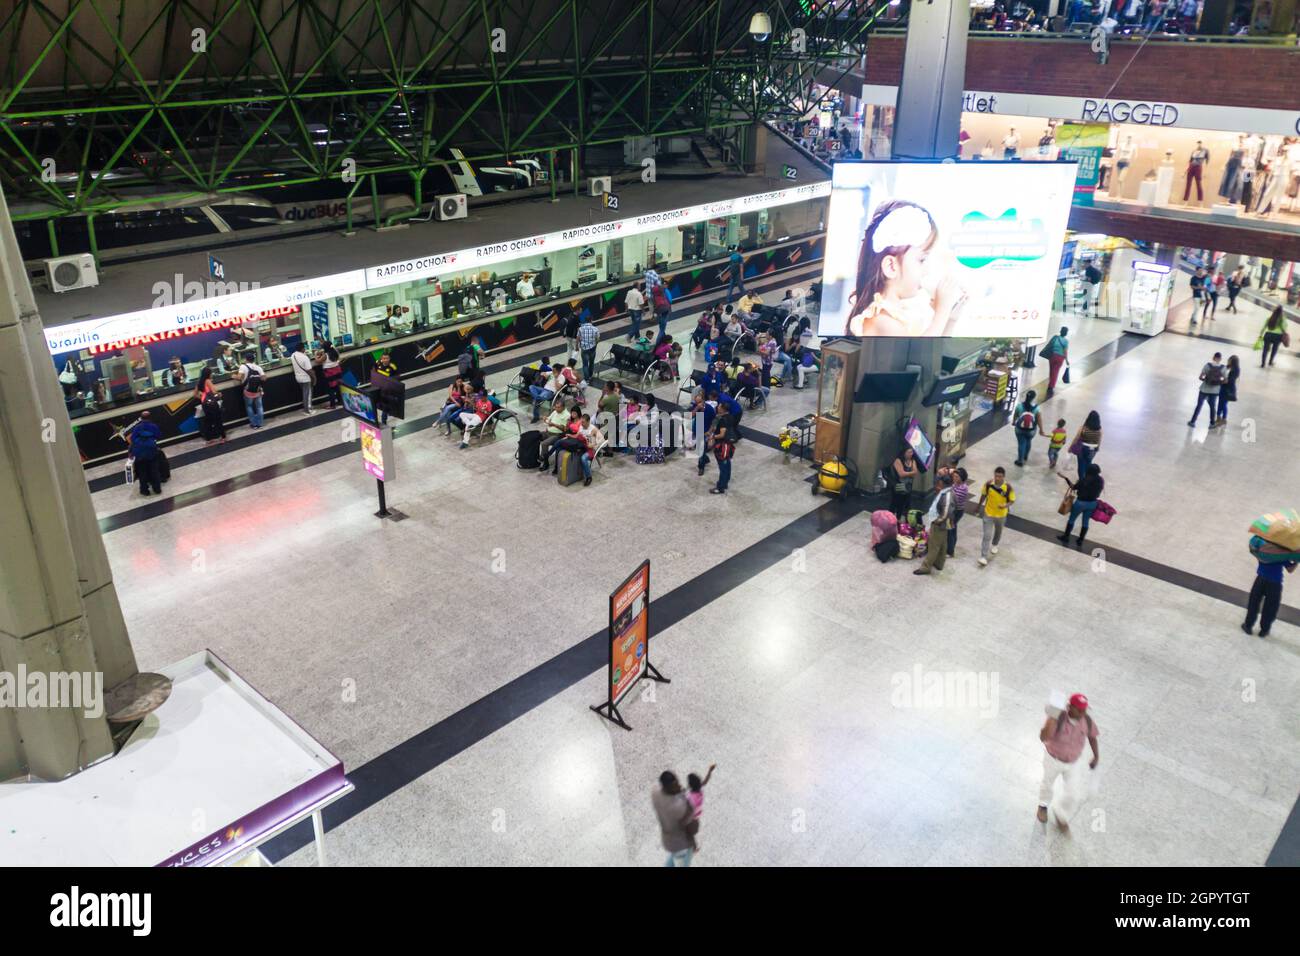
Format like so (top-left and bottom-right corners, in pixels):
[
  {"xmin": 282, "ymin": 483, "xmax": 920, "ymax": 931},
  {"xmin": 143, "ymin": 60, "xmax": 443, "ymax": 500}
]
[{"xmin": 817, "ymin": 161, "xmax": 1077, "ymax": 339}]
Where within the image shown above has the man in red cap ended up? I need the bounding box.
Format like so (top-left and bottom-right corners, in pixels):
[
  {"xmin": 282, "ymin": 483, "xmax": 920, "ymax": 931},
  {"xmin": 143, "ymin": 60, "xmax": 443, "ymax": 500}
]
[{"xmin": 1036, "ymin": 693, "xmax": 1099, "ymax": 832}]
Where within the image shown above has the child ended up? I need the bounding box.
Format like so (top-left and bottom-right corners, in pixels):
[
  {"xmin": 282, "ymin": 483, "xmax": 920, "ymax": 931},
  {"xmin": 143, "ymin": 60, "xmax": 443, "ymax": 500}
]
[
  {"xmin": 1048, "ymin": 418, "xmax": 1067, "ymax": 469},
  {"xmin": 685, "ymin": 763, "xmax": 716, "ymax": 851},
  {"xmin": 845, "ymin": 199, "xmax": 965, "ymax": 337}
]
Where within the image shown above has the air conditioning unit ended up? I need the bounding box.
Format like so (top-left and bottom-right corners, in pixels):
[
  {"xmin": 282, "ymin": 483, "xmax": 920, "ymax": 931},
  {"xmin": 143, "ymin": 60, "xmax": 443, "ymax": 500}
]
[
  {"xmin": 589, "ymin": 176, "xmax": 612, "ymax": 197},
  {"xmin": 45, "ymin": 253, "xmax": 99, "ymax": 293},
  {"xmin": 434, "ymin": 193, "xmax": 467, "ymax": 221}
]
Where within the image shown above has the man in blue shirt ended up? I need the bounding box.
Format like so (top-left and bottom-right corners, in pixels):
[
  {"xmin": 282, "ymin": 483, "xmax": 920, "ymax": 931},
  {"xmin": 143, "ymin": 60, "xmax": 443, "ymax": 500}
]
[
  {"xmin": 716, "ymin": 390, "xmax": 744, "ymax": 434},
  {"xmin": 696, "ymin": 391, "xmax": 719, "ymax": 475},
  {"xmin": 726, "ymin": 247, "xmax": 746, "ymax": 304},
  {"xmin": 1242, "ymin": 559, "xmax": 1296, "ymax": 638},
  {"xmin": 127, "ymin": 410, "xmax": 164, "ymax": 496},
  {"xmin": 701, "ymin": 361, "xmax": 727, "ymax": 396}
]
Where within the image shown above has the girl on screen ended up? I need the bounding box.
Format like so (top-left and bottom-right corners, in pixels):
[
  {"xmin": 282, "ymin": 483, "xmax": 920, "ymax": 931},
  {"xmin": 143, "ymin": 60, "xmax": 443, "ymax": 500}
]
[{"xmin": 845, "ymin": 199, "xmax": 964, "ymax": 337}]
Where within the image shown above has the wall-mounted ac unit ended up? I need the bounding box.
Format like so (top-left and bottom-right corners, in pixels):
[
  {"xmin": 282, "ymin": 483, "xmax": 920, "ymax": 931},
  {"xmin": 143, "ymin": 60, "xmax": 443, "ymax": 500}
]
[
  {"xmin": 589, "ymin": 176, "xmax": 612, "ymax": 197},
  {"xmin": 434, "ymin": 193, "xmax": 467, "ymax": 221},
  {"xmin": 45, "ymin": 253, "xmax": 99, "ymax": 293}
]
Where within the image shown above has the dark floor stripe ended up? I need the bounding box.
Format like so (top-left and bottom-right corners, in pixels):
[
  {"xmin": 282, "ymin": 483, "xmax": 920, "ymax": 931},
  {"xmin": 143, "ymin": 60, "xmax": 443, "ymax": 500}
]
[
  {"xmin": 994, "ymin": 509, "xmax": 1300, "ymax": 626},
  {"xmin": 966, "ymin": 332, "xmax": 1151, "ymax": 448},
  {"xmin": 1266, "ymin": 799, "xmax": 1300, "ymax": 867},
  {"xmin": 259, "ymin": 495, "xmax": 867, "ymax": 863},
  {"xmin": 87, "ymin": 266, "xmax": 820, "ymax": 489}
]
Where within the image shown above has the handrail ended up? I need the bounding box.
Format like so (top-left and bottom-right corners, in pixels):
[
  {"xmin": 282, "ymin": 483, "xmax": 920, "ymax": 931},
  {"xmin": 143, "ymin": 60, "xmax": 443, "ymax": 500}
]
[{"xmin": 864, "ymin": 24, "xmax": 1299, "ymax": 45}]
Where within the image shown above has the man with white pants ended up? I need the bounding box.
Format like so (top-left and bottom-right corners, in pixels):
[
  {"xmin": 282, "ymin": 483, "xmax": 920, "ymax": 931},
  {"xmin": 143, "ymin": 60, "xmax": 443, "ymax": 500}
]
[{"xmin": 1037, "ymin": 692, "xmax": 1099, "ymax": 833}]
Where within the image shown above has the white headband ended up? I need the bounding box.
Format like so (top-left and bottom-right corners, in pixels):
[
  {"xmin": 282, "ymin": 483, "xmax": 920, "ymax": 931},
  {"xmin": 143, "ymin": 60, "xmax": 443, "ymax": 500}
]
[{"xmin": 870, "ymin": 205, "xmax": 933, "ymax": 253}]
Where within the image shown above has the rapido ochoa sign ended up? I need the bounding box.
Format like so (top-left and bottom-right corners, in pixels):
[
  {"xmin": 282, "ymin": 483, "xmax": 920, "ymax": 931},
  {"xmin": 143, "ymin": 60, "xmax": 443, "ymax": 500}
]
[{"xmin": 49, "ymin": 182, "xmax": 832, "ymax": 354}]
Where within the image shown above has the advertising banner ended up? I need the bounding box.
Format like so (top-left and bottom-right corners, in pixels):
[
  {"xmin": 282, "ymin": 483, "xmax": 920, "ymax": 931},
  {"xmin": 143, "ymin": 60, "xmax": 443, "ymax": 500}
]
[
  {"xmin": 1056, "ymin": 124, "xmax": 1109, "ymax": 208},
  {"xmin": 817, "ymin": 161, "xmax": 1076, "ymax": 341},
  {"xmin": 608, "ymin": 560, "xmax": 650, "ymax": 707},
  {"xmin": 358, "ymin": 420, "xmax": 394, "ymax": 482}
]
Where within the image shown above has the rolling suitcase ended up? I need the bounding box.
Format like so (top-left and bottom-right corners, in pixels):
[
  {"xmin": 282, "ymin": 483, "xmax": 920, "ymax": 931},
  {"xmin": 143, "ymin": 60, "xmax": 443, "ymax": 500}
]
[
  {"xmin": 516, "ymin": 430, "xmax": 543, "ymax": 469},
  {"xmin": 556, "ymin": 449, "xmax": 583, "ymax": 486}
]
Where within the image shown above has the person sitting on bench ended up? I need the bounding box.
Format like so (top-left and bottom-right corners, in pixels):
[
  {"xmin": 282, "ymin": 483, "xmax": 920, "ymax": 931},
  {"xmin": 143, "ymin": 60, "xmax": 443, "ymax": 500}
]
[
  {"xmin": 736, "ymin": 290, "xmax": 763, "ymax": 323},
  {"xmin": 793, "ymin": 345, "xmax": 819, "ymax": 390},
  {"xmin": 692, "ymin": 311, "xmax": 714, "ymax": 348},
  {"xmin": 530, "ymin": 366, "xmax": 567, "ymax": 422},
  {"xmin": 539, "ymin": 403, "xmax": 582, "ymax": 470},
  {"xmin": 560, "ymin": 357, "xmax": 584, "ymax": 394},
  {"xmin": 736, "ymin": 363, "xmax": 770, "ymax": 408},
  {"xmin": 549, "ymin": 427, "xmax": 591, "ymax": 483},
  {"xmin": 437, "ymin": 378, "xmax": 471, "ymax": 434},
  {"xmin": 701, "ymin": 361, "xmax": 728, "ymax": 397},
  {"xmin": 724, "ymin": 309, "xmax": 756, "ymax": 353},
  {"xmin": 653, "ymin": 334, "xmax": 680, "ymax": 380},
  {"xmin": 457, "ymin": 391, "xmax": 495, "ymax": 449}
]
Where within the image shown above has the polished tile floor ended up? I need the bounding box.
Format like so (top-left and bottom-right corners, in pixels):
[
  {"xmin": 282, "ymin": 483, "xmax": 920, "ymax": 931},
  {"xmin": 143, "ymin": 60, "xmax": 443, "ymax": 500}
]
[{"xmin": 89, "ymin": 288, "xmax": 1300, "ymax": 867}]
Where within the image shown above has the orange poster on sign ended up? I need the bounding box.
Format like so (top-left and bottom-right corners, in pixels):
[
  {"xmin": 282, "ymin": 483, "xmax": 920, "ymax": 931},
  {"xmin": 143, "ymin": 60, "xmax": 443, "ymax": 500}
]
[{"xmin": 609, "ymin": 561, "xmax": 650, "ymax": 706}]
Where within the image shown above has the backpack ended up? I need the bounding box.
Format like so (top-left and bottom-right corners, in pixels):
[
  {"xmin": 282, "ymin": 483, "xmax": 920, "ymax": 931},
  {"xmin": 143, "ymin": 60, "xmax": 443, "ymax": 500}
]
[
  {"xmin": 1203, "ymin": 364, "xmax": 1224, "ymax": 387},
  {"xmin": 652, "ymin": 285, "xmax": 670, "ymax": 312},
  {"xmin": 1015, "ymin": 405, "xmax": 1035, "ymax": 431},
  {"xmin": 242, "ymin": 365, "xmax": 264, "ymax": 395}
]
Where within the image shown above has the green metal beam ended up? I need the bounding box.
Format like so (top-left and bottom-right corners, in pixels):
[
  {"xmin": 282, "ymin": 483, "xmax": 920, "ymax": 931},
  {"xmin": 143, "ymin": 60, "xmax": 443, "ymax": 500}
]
[{"xmin": 0, "ymin": 0, "xmax": 884, "ymax": 232}]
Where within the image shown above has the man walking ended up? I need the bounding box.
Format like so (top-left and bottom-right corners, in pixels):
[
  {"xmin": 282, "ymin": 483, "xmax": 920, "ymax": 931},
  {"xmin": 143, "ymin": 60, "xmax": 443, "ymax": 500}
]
[
  {"xmin": 578, "ymin": 311, "xmax": 600, "ymax": 383},
  {"xmin": 709, "ymin": 409, "xmax": 736, "ymax": 495},
  {"xmin": 913, "ymin": 473, "xmax": 955, "ymax": 576},
  {"xmin": 625, "ymin": 281, "xmax": 646, "ymax": 342},
  {"xmin": 651, "ymin": 280, "xmax": 672, "ymax": 340},
  {"xmin": 726, "ymin": 246, "xmax": 746, "ymax": 304},
  {"xmin": 1242, "ymin": 558, "xmax": 1296, "ymax": 639},
  {"xmin": 977, "ymin": 467, "xmax": 1016, "ymax": 567},
  {"xmin": 1036, "ymin": 693, "xmax": 1099, "ymax": 833},
  {"xmin": 563, "ymin": 308, "xmax": 581, "ymax": 362},
  {"xmin": 1012, "ymin": 389, "xmax": 1047, "ymax": 467},
  {"xmin": 651, "ymin": 771, "xmax": 696, "ymax": 867},
  {"xmin": 1188, "ymin": 351, "xmax": 1224, "ymax": 427}
]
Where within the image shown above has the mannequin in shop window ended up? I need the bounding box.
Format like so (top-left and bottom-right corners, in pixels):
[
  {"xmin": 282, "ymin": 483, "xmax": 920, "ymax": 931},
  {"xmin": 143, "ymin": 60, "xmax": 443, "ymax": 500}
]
[
  {"xmin": 1001, "ymin": 127, "xmax": 1020, "ymax": 160},
  {"xmin": 1114, "ymin": 136, "xmax": 1136, "ymax": 197},
  {"xmin": 1281, "ymin": 138, "xmax": 1300, "ymax": 212},
  {"xmin": 1219, "ymin": 136, "xmax": 1245, "ymax": 203},
  {"xmin": 1183, "ymin": 141, "xmax": 1209, "ymax": 203},
  {"xmin": 1037, "ymin": 128, "xmax": 1056, "ymax": 157}
]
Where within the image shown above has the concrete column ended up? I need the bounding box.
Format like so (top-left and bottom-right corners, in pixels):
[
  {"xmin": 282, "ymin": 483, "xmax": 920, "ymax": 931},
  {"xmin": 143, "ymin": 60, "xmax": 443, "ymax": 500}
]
[
  {"xmin": 0, "ymin": 184, "xmax": 138, "ymax": 781},
  {"xmin": 890, "ymin": 0, "xmax": 970, "ymax": 162},
  {"xmin": 843, "ymin": 0, "xmax": 970, "ymax": 490}
]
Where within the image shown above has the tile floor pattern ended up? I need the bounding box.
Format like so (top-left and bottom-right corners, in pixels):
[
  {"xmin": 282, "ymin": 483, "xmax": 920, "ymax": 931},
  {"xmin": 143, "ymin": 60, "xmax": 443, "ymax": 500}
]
[{"xmin": 86, "ymin": 291, "xmax": 1300, "ymax": 867}]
